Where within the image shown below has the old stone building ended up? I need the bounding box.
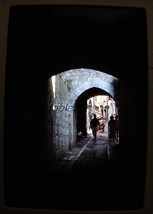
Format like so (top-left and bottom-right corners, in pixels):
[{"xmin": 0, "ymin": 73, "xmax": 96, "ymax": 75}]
[{"xmin": 47, "ymin": 68, "xmax": 119, "ymax": 159}]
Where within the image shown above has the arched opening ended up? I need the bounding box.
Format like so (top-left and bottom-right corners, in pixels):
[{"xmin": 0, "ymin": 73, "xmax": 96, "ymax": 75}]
[
  {"xmin": 74, "ymin": 87, "xmax": 119, "ymax": 145},
  {"xmin": 75, "ymin": 87, "xmax": 118, "ymax": 131},
  {"xmin": 48, "ymin": 68, "xmax": 119, "ymax": 160}
]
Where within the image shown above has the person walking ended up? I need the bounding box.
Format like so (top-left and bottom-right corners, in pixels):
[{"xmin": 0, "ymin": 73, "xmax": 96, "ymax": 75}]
[
  {"xmin": 114, "ymin": 115, "xmax": 120, "ymax": 140},
  {"xmin": 90, "ymin": 114, "xmax": 100, "ymax": 141},
  {"xmin": 108, "ymin": 115, "xmax": 116, "ymax": 142}
]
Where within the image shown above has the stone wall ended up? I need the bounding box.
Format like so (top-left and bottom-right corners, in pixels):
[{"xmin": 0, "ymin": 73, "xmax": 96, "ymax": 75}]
[
  {"xmin": 61, "ymin": 68, "xmax": 118, "ymax": 106},
  {"xmin": 48, "ymin": 74, "xmax": 74, "ymax": 158}
]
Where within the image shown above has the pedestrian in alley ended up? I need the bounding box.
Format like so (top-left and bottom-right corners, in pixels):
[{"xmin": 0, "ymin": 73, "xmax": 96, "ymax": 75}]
[
  {"xmin": 108, "ymin": 115, "xmax": 116, "ymax": 142},
  {"xmin": 90, "ymin": 114, "xmax": 100, "ymax": 141},
  {"xmin": 114, "ymin": 115, "xmax": 120, "ymax": 140}
]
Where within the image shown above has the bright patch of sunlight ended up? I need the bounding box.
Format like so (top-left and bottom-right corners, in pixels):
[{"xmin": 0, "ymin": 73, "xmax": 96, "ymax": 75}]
[{"xmin": 52, "ymin": 75, "xmax": 56, "ymax": 98}]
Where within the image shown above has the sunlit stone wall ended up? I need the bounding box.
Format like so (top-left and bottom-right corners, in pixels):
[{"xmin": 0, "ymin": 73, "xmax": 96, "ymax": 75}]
[{"xmin": 48, "ymin": 74, "xmax": 73, "ymax": 158}]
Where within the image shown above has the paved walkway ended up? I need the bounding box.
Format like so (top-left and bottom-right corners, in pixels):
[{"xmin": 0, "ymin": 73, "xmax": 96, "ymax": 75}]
[
  {"xmin": 56, "ymin": 127, "xmax": 119, "ymax": 172},
  {"xmin": 45, "ymin": 129, "xmax": 122, "ymax": 210}
]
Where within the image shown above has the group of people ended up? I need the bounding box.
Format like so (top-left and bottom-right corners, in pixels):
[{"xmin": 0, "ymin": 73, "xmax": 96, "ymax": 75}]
[{"xmin": 90, "ymin": 113, "xmax": 119, "ymax": 142}]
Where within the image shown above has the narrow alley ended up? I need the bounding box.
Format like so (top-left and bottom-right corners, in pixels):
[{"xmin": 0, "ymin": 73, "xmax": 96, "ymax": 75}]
[{"xmin": 56, "ymin": 126, "xmax": 119, "ymax": 173}]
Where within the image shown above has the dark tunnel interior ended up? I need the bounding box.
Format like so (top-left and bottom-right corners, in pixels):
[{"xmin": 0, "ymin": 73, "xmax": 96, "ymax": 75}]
[{"xmin": 4, "ymin": 5, "xmax": 148, "ymax": 211}]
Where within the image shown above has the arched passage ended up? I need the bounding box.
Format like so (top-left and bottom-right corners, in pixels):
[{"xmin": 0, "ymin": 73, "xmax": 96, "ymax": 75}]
[
  {"xmin": 64, "ymin": 68, "xmax": 118, "ymax": 106},
  {"xmin": 74, "ymin": 87, "xmax": 116, "ymax": 137},
  {"xmin": 48, "ymin": 68, "xmax": 119, "ymax": 159}
]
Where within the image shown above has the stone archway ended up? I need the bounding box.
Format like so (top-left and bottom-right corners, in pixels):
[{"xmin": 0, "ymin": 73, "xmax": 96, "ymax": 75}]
[
  {"xmin": 74, "ymin": 86, "xmax": 113, "ymax": 137},
  {"xmin": 60, "ymin": 68, "xmax": 118, "ymax": 106},
  {"xmin": 48, "ymin": 68, "xmax": 119, "ymax": 159}
]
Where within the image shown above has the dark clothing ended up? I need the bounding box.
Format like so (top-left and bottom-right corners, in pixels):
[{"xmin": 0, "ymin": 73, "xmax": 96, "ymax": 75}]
[
  {"xmin": 115, "ymin": 118, "xmax": 120, "ymax": 139},
  {"xmin": 90, "ymin": 118, "xmax": 99, "ymax": 128},
  {"xmin": 108, "ymin": 119, "xmax": 116, "ymax": 140},
  {"xmin": 90, "ymin": 117, "xmax": 100, "ymax": 141}
]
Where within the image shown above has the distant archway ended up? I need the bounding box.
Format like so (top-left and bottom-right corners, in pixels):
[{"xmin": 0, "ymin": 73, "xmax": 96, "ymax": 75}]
[{"xmin": 74, "ymin": 86, "xmax": 117, "ymax": 137}]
